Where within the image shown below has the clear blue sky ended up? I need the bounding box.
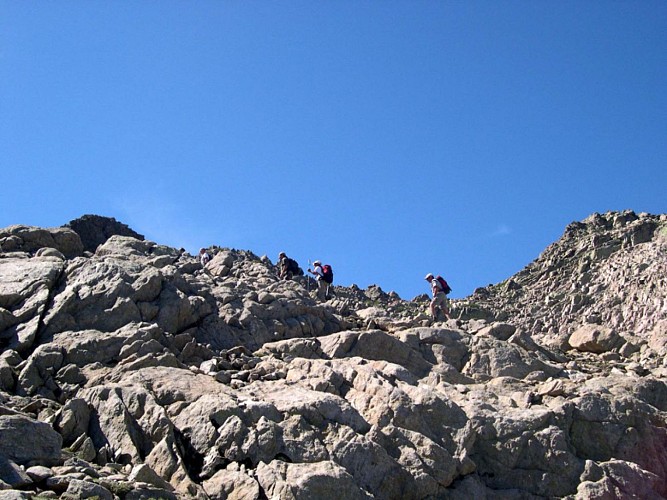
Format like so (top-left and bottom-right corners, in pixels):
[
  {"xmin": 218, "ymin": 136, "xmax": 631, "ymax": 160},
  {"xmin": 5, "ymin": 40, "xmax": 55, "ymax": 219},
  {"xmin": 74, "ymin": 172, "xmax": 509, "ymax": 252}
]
[{"xmin": 2, "ymin": 2, "xmax": 666, "ymax": 299}]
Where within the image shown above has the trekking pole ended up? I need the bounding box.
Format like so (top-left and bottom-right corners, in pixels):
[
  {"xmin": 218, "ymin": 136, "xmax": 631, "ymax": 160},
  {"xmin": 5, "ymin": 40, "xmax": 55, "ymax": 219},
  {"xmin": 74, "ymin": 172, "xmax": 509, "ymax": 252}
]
[{"xmin": 307, "ymin": 260, "xmax": 311, "ymax": 292}]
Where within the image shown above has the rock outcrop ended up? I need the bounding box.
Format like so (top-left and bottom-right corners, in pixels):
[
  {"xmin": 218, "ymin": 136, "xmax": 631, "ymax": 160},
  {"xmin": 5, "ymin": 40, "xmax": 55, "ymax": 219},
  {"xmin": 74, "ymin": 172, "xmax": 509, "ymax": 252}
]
[
  {"xmin": 65, "ymin": 214, "xmax": 145, "ymax": 254},
  {"xmin": 0, "ymin": 210, "xmax": 666, "ymax": 499}
]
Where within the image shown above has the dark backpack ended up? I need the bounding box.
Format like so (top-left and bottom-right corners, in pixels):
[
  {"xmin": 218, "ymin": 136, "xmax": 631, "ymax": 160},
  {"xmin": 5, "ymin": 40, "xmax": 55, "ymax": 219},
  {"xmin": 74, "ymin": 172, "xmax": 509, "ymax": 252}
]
[
  {"xmin": 287, "ymin": 258, "xmax": 303, "ymax": 275},
  {"xmin": 321, "ymin": 264, "xmax": 334, "ymax": 284},
  {"xmin": 436, "ymin": 276, "xmax": 451, "ymax": 295}
]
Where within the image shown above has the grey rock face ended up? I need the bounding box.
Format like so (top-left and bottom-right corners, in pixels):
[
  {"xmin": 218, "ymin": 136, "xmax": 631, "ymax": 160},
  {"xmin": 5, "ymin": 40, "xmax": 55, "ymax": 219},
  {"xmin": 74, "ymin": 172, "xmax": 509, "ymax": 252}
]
[
  {"xmin": 0, "ymin": 256, "xmax": 64, "ymax": 354},
  {"xmin": 459, "ymin": 211, "xmax": 667, "ymax": 353},
  {"xmin": 65, "ymin": 214, "xmax": 144, "ymax": 253},
  {"xmin": 0, "ymin": 211, "xmax": 666, "ymax": 499},
  {"xmin": 0, "ymin": 456, "xmax": 32, "ymax": 489},
  {"xmin": 0, "ymin": 415, "xmax": 62, "ymax": 465},
  {"xmin": 0, "ymin": 225, "xmax": 83, "ymax": 259}
]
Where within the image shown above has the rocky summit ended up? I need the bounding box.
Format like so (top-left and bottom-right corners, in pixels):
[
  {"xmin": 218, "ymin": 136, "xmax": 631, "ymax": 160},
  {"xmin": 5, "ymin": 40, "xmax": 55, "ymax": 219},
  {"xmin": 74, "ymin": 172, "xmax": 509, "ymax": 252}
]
[{"xmin": 0, "ymin": 211, "xmax": 666, "ymax": 499}]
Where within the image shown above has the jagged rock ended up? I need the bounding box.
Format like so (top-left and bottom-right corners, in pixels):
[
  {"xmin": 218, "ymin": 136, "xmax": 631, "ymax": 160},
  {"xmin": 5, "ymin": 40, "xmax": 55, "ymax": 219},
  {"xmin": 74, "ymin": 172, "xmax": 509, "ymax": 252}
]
[
  {"xmin": 460, "ymin": 211, "xmax": 666, "ymax": 350},
  {"xmin": 569, "ymin": 324, "xmax": 622, "ymax": 353},
  {"xmin": 0, "ymin": 415, "xmax": 63, "ymax": 466},
  {"xmin": 0, "ymin": 491, "xmax": 32, "ymax": 499},
  {"xmin": 62, "ymin": 478, "xmax": 113, "ymax": 500},
  {"xmin": 536, "ymin": 378, "xmax": 565, "ymax": 397},
  {"xmin": 576, "ymin": 459, "xmax": 666, "ymax": 499},
  {"xmin": 256, "ymin": 337, "xmax": 324, "ymax": 360},
  {"xmin": 318, "ymin": 330, "xmax": 433, "ymax": 378},
  {"xmin": 35, "ymin": 247, "xmax": 66, "ymax": 260},
  {"xmin": 79, "ymin": 384, "xmax": 172, "ymax": 465},
  {"xmin": 207, "ymin": 250, "xmax": 234, "ymax": 277},
  {"xmin": 124, "ymin": 487, "xmax": 179, "ymax": 500},
  {"xmin": 0, "ymin": 212, "xmax": 666, "ymax": 499},
  {"xmin": 203, "ymin": 467, "xmax": 260, "ymax": 500},
  {"xmin": 65, "ymin": 214, "xmax": 144, "ymax": 254},
  {"xmin": 73, "ymin": 436, "xmax": 97, "ymax": 462},
  {"xmin": 0, "ymin": 456, "xmax": 32, "ymax": 489},
  {"xmin": 17, "ymin": 344, "xmax": 64, "ymax": 397},
  {"xmin": 0, "ymin": 359, "xmax": 16, "ymax": 392},
  {"xmin": 256, "ymin": 460, "xmax": 372, "ymax": 500},
  {"xmin": 475, "ymin": 322, "xmax": 516, "ymax": 340},
  {"xmin": 128, "ymin": 464, "xmax": 174, "ymax": 491},
  {"xmin": 0, "ymin": 256, "xmax": 64, "ymax": 354},
  {"xmin": 25, "ymin": 465, "xmax": 53, "ymax": 482},
  {"xmin": 0, "ymin": 225, "xmax": 83, "ymax": 259},
  {"xmin": 463, "ymin": 336, "xmax": 561, "ymax": 380}
]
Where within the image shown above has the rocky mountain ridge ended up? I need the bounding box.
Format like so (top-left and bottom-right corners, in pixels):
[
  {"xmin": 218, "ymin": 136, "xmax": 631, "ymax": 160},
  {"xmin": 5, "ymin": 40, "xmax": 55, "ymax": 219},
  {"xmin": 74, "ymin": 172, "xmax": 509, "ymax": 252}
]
[
  {"xmin": 458, "ymin": 211, "xmax": 667, "ymax": 369},
  {"xmin": 0, "ymin": 211, "xmax": 665, "ymax": 499}
]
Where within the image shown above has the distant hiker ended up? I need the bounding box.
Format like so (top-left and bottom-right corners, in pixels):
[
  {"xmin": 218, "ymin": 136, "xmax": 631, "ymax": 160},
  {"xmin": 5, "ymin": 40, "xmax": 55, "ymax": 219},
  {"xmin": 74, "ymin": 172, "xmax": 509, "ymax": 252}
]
[
  {"xmin": 278, "ymin": 252, "xmax": 302, "ymax": 280},
  {"xmin": 425, "ymin": 273, "xmax": 451, "ymax": 320},
  {"xmin": 199, "ymin": 248, "xmax": 212, "ymax": 266},
  {"xmin": 308, "ymin": 260, "xmax": 333, "ymax": 300}
]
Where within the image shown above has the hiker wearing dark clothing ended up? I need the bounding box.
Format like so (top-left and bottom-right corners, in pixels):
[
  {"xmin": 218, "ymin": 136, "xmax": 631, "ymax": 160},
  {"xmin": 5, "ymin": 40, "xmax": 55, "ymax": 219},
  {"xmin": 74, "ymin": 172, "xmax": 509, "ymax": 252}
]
[
  {"xmin": 200, "ymin": 248, "xmax": 212, "ymax": 266},
  {"xmin": 308, "ymin": 260, "xmax": 333, "ymax": 300},
  {"xmin": 425, "ymin": 273, "xmax": 451, "ymax": 320},
  {"xmin": 278, "ymin": 252, "xmax": 301, "ymax": 280}
]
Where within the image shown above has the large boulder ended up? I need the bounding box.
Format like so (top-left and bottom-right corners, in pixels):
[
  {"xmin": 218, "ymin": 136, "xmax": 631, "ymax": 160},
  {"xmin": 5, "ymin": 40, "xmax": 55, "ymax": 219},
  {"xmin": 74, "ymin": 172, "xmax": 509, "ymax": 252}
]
[
  {"xmin": 463, "ymin": 336, "xmax": 562, "ymax": 380},
  {"xmin": 203, "ymin": 467, "xmax": 260, "ymax": 500},
  {"xmin": 0, "ymin": 256, "xmax": 65, "ymax": 353},
  {"xmin": 569, "ymin": 324, "xmax": 622, "ymax": 353},
  {"xmin": 0, "ymin": 456, "xmax": 32, "ymax": 488},
  {"xmin": 40, "ymin": 235, "xmax": 205, "ymax": 335},
  {"xmin": 318, "ymin": 330, "xmax": 433, "ymax": 378},
  {"xmin": 0, "ymin": 415, "xmax": 63, "ymax": 466},
  {"xmin": 0, "ymin": 225, "xmax": 83, "ymax": 259},
  {"xmin": 65, "ymin": 214, "xmax": 144, "ymax": 254},
  {"xmin": 256, "ymin": 460, "xmax": 372, "ymax": 500}
]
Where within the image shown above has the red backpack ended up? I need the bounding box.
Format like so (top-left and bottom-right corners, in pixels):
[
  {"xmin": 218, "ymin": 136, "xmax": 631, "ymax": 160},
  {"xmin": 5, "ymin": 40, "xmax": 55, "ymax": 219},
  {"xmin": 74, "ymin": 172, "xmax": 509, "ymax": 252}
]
[
  {"xmin": 321, "ymin": 264, "xmax": 334, "ymax": 284},
  {"xmin": 436, "ymin": 276, "xmax": 451, "ymax": 295}
]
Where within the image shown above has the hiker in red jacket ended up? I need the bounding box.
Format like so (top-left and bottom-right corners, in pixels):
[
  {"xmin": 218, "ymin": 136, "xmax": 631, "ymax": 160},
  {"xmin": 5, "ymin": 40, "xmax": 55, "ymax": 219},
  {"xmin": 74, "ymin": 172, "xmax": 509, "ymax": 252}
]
[{"xmin": 425, "ymin": 273, "xmax": 450, "ymax": 320}]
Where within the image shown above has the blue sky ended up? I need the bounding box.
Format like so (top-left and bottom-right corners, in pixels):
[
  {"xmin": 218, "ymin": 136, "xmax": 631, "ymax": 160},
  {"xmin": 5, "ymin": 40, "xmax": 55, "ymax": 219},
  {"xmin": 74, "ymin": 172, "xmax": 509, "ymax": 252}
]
[{"xmin": 1, "ymin": 2, "xmax": 666, "ymax": 299}]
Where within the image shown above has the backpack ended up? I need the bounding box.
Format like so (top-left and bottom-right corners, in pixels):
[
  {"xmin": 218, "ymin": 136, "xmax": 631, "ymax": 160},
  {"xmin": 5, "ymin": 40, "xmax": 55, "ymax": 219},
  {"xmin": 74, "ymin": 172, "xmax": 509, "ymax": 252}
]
[
  {"xmin": 286, "ymin": 258, "xmax": 303, "ymax": 275},
  {"xmin": 321, "ymin": 264, "xmax": 334, "ymax": 284},
  {"xmin": 436, "ymin": 276, "xmax": 451, "ymax": 295}
]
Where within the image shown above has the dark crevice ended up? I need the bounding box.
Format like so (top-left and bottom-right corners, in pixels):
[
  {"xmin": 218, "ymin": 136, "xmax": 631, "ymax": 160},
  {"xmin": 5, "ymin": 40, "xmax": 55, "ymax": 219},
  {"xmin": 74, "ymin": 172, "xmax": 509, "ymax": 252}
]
[
  {"xmin": 174, "ymin": 427, "xmax": 205, "ymax": 480},
  {"xmin": 273, "ymin": 453, "xmax": 292, "ymax": 463},
  {"xmin": 33, "ymin": 262, "xmax": 68, "ymax": 348}
]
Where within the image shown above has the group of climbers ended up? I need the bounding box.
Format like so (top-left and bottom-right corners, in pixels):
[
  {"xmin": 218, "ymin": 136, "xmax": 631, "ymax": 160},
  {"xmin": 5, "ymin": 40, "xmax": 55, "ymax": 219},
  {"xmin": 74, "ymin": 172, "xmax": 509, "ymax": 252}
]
[
  {"xmin": 199, "ymin": 248, "xmax": 451, "ymax": 319},
  {"xmin": 278, "ymin": 253, "xmax": 451, "ymax": 319},
  {"xmin": 279, "ymin": 253, "xmax": 333, "ymax": 301}
]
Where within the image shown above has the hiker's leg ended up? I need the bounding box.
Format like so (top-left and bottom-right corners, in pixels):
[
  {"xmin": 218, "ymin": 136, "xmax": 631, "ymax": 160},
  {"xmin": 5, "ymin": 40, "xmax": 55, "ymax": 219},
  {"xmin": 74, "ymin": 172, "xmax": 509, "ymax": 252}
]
[
  {"xmin": 442, "ymin": 297, "xmax": 451, "ymax": 319},
  {"xmin": 433, "ymin": 294, "xmax": 446, "ymax": 320},
  {"xmin": 429, "ymin": 298, "xmax": 437, "ymax": 319},
  {"xmin": 317, "ymin": 280, "xmax": 327, "ymax": 301}
]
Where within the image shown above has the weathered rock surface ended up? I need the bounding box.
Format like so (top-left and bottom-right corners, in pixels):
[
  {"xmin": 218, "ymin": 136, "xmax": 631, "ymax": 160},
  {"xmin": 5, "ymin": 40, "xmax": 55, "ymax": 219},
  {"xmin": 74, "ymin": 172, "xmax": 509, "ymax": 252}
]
[
  {"xmin": 65, "ymin": 214, "xmax": 145, "ymax": 254},
  {"xmin": 0, "ymin": 211, "xmax": 665, "ymax": 499}
]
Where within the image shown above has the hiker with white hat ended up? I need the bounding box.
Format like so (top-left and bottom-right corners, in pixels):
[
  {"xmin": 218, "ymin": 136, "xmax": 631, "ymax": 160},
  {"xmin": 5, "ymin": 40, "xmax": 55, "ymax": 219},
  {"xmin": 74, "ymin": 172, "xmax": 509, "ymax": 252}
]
[{"xmin": 308, "ymin": 260, "xmax": 333, "ymax": 301}]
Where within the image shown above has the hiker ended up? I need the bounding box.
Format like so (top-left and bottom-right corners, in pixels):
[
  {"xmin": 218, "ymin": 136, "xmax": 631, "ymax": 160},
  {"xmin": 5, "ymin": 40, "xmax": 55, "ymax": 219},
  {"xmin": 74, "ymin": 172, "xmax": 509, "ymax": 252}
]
[
  {"xmin": 308, "ymin": 260, "xmax": 333, "ymax": 300},
  {"xmin": 199, "ymin": 248, "xmax": 212, "ymax": 266},
  {"xmin": 425, "ymin": 273, "xmax": 451, "ymax": 320},
  {"xmin": 278, "ymin": 252, "xmax": 301, "ymax": 280}
]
